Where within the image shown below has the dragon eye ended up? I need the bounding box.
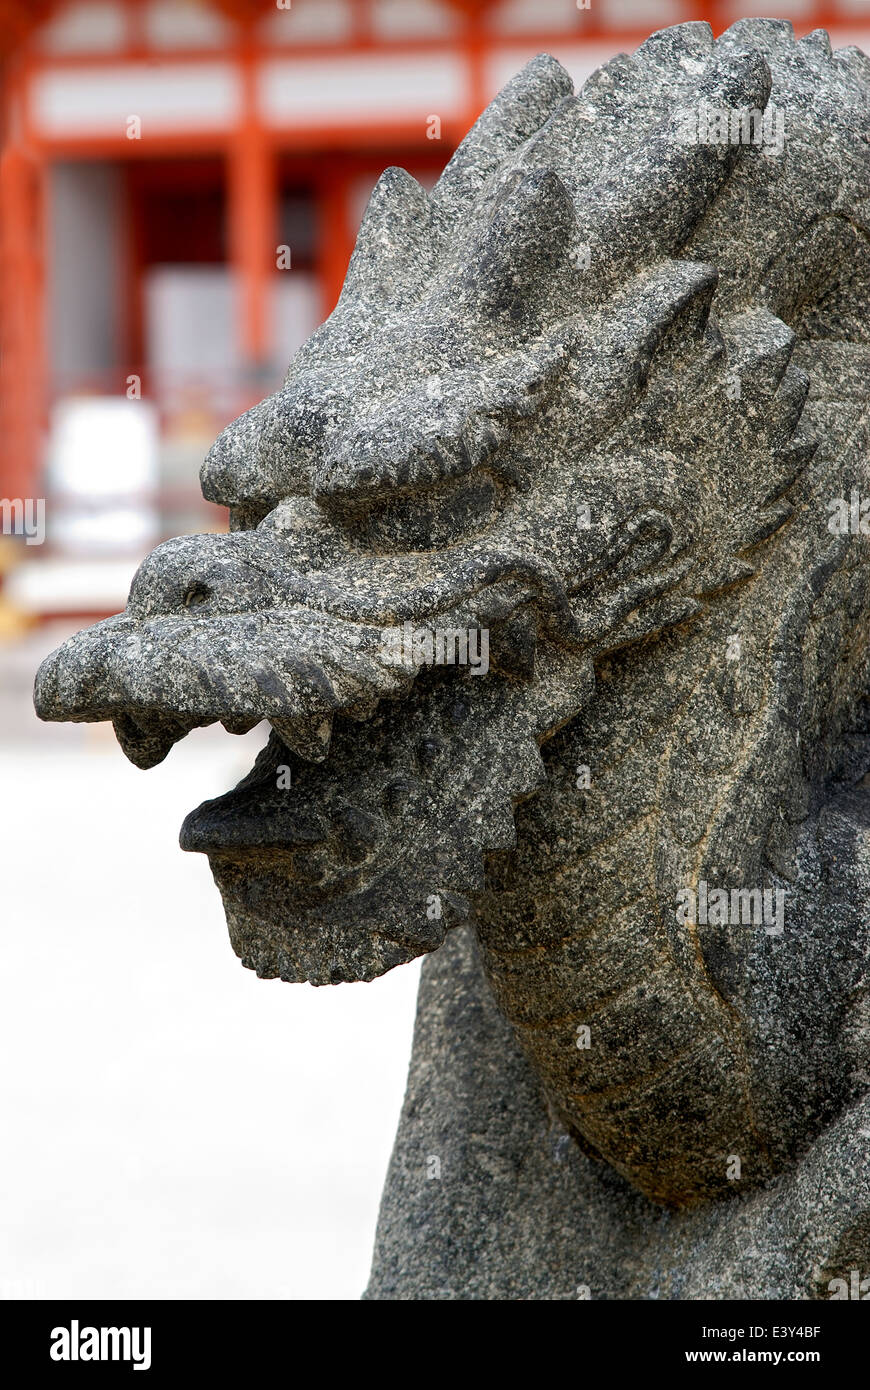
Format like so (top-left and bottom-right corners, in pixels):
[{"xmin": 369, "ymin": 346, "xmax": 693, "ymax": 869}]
[{"xmin": 183, "ymin": 583, "xmax": 211, "ymax": 609}]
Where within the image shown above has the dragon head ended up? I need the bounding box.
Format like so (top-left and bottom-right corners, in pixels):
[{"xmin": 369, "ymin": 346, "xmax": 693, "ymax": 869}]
[{"xmin": 35, "ymin": 24, "xmax": 870, "ymax": 990}]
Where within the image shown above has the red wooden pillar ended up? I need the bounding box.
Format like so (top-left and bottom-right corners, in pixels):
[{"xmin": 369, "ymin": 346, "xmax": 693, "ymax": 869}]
[
  {"xmin": 464, "ymin": 5, "xmax": 488, "ymax": 127},
  {"xmin": 0, "ymin": 5, "xmax": 52, "ymax": 500},
  {"xmin": 316, "ymin": 164, "xmax": 356, "ymax": 320},
  {"xmin": 0, "ymin": 140, "xmax": 45, "ymax": 501},
  {"xmin": 227, "ymin": 45, "xmax": 274, "ymax": 370}
]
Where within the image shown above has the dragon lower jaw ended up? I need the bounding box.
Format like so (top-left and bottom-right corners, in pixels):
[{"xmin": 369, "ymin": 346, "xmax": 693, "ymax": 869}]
[{"xmin": 209, "ymin": 858, "xmax": 459, "ymax": 986}]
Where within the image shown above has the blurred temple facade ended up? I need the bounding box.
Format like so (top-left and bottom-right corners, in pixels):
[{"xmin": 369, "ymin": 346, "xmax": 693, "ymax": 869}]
[{"xmin": 1, "ymin": 0, "xmax": 869, "ymax": 623}]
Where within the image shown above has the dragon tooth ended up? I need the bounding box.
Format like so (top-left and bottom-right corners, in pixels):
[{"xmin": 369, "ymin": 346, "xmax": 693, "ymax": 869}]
[
  {"xmin": 221, "ymin": 716, "xmax": 259, "ymax": 735},
  {"xmin": 111, "ymin": 712, "xmax": 194, "ymax": 770},
  {"xmin": 270, "ymin": 715, "xmax": 333, "ymax": 762}
]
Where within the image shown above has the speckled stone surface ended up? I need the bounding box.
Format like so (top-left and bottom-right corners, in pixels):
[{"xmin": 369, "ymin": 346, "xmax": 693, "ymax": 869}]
[
  {"xmin": 35, "ymin": 19, "xmax": 870, "ymax": 1296},
  {"xmin": 365, "ymin": 925, "xmax": 870, "ymax": 1300}
]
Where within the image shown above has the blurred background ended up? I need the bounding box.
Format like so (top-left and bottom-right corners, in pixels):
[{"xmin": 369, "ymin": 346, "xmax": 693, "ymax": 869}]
[{"xmin": 1, "ymin": 0, "xmax": 869, "ymax": 1301}]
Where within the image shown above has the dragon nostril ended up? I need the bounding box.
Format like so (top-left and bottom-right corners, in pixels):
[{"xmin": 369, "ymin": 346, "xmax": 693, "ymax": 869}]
[{"xmin": 183, "ymin": 582, "xmax": 211, "ymax": 609}]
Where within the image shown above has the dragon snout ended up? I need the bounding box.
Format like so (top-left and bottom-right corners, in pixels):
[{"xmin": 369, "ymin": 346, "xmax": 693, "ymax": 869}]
[
  {"xmin": 34, "ymin": 618, "xmax": 130, "ymax": 724},
  {"xmin": 33, "ymin": 615, "xmax": 211, "ymax": 767}
]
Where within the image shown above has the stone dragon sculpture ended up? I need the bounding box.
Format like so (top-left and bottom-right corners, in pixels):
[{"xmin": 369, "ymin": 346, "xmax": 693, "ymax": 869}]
[{"xmin": 35, "ymin": 20, "xmax": 870, "ymax": 1297}]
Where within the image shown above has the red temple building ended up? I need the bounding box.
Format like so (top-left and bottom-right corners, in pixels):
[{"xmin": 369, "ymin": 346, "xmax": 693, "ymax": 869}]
[{"xmin": 1, "ymin": 0, "xmax": 868, "ymax": 617}]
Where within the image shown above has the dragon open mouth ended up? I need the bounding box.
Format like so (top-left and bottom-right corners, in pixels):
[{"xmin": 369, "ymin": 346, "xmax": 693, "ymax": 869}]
[{"xmin": 33, "ymin": 528, "xmax": 607, "ymax": 982}]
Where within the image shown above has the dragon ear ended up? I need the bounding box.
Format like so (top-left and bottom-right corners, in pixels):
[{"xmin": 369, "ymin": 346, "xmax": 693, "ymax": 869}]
[
  {"xmin": 718, "ymin": 16, "xmax": 795, "ymax": 57},
  {"xmin": 337, "ymin": 166, "xmax": 434, "ymax": 313},
  {"xmin": 458, "ymin": 167, "xmax": 576, "ymax": 326},
  {"xmin": 580, "ymin": 259, "xmax": 720, "ymax": 411},
  {"xmin": 431, "ymin": 53, "xmax": 574, "ymax": 236},
  {"xmin": 575, "ymin": 50, "xmax": 772, "ymax": 304}
]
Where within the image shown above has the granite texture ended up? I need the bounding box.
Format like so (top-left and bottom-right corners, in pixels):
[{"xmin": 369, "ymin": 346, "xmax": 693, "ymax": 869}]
[
  {"xmin": 34, "ymin": 19, "xmax": 870, "ymax": 1295},
  {"xmin": 366, "ymin": 925, "xmax": 870, "ymax": 1300}
]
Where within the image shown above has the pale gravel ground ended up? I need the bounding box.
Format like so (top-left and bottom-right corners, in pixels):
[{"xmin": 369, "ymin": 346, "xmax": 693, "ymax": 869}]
[{"xmin": 0, "ymin": 625, "xmax": 420, "ymax": 1300}]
